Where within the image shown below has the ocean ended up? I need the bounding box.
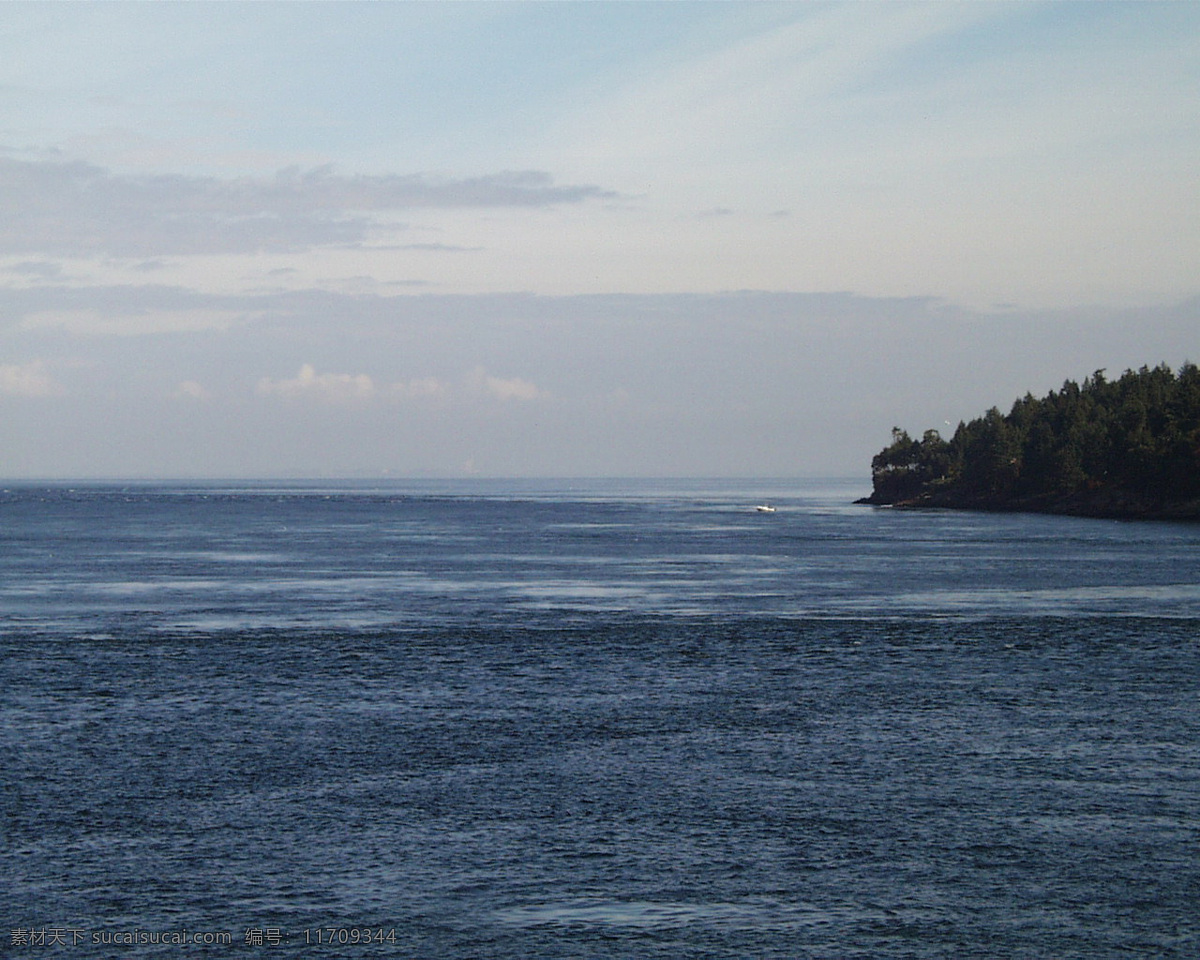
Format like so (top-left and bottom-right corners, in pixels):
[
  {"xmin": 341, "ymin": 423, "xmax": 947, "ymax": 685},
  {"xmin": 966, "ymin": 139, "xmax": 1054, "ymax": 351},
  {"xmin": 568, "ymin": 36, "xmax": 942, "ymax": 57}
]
[{"xmin": 2, "ymin": 478, "xmax": 1198, "ymax": 958}]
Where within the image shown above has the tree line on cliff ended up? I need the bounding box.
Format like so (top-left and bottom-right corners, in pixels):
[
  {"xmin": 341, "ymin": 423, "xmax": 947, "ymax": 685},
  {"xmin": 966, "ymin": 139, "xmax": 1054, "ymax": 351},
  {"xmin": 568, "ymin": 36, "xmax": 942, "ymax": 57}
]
[{"xmin": 866, "ymin": 363, "xmax": 1200, "ymax": 516}]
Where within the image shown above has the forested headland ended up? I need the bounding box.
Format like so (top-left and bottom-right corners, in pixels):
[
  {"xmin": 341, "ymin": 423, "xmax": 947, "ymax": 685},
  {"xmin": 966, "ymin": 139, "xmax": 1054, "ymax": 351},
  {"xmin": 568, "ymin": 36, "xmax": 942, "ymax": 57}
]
[{"xmin": 860, "ymin": 363, "xmax": 1200, "ymax": 520}]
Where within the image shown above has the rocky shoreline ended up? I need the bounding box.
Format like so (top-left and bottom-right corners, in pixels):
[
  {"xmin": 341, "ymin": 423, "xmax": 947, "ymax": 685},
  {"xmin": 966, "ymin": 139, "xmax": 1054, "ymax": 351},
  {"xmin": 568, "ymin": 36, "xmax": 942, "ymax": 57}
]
[{"xmin": 856, "ymin": 486, "xmax": 1200, "ymax": 522}]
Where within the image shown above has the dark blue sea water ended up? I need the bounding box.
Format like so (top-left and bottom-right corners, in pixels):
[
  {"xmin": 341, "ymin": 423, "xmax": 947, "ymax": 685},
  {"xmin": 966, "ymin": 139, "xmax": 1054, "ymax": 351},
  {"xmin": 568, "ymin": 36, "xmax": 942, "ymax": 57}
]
[{"xmin": 3, "ymin": 478, "xmax": 1198, "ymax": 959}]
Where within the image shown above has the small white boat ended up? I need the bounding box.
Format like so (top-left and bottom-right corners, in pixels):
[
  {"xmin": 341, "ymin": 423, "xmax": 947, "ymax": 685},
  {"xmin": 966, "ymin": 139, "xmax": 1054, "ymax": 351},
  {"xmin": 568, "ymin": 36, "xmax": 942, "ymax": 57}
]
[{"xmin": 755, "ymin": 504, "xmax": 776, "ymax": 513}]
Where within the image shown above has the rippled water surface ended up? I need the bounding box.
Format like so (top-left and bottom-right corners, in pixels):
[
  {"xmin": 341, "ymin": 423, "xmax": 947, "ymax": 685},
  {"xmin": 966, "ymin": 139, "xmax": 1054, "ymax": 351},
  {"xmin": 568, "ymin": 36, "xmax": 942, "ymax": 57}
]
[{"xmin": 3, "ymin": 479, "xmax": 1199, "ymax": 958}]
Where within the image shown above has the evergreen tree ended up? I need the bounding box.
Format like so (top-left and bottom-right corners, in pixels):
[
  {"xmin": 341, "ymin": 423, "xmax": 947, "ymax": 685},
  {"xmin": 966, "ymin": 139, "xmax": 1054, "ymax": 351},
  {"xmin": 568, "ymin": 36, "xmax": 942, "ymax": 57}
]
[{"xmin": 865, "ymin": 362, "xmax": 1200, "ymax": 517}]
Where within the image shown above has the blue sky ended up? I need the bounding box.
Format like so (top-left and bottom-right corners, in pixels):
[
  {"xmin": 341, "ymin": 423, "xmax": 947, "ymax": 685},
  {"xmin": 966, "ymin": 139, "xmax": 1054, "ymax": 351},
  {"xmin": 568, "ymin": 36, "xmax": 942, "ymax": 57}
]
[{"xmin": 0, "ymin": 2, "xmax": 1197, "ymax": 477}]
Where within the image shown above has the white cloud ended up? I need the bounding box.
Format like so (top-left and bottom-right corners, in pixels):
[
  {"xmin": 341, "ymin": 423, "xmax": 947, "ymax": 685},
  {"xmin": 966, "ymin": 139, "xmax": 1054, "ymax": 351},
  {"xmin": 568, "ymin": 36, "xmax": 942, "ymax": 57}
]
[
  {"xmin": 471, "ymin": 366, "xmax": 542, "ymax": 402},
  {"xmin": 251, "ymin": 363, "xmax": 538, "ymax": 406},
  {"xmin": 390, "ymin": 377, "xmax": 446, "ymax": 400},
  {"xmin": 257, "ymin": 363, "xmax": 375, "ymax": 402},
  {"xmin": 174, "ymin": 380, "xmax": 211, "ymax": 401},
  {"xmin": 0, "ymin": 360, "xmax": 62, "ymax": 397},
  {"xmin": 487, "ymin": 376, "xmax": 540, "ymax": 402}
]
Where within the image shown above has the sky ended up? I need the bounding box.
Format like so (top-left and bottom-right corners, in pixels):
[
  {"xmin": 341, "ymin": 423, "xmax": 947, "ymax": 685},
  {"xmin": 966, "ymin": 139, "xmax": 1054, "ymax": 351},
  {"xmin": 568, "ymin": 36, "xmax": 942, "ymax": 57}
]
[{"xmin": 0, "ymin": 1, "xmax": 1197, "ymax": 479}]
